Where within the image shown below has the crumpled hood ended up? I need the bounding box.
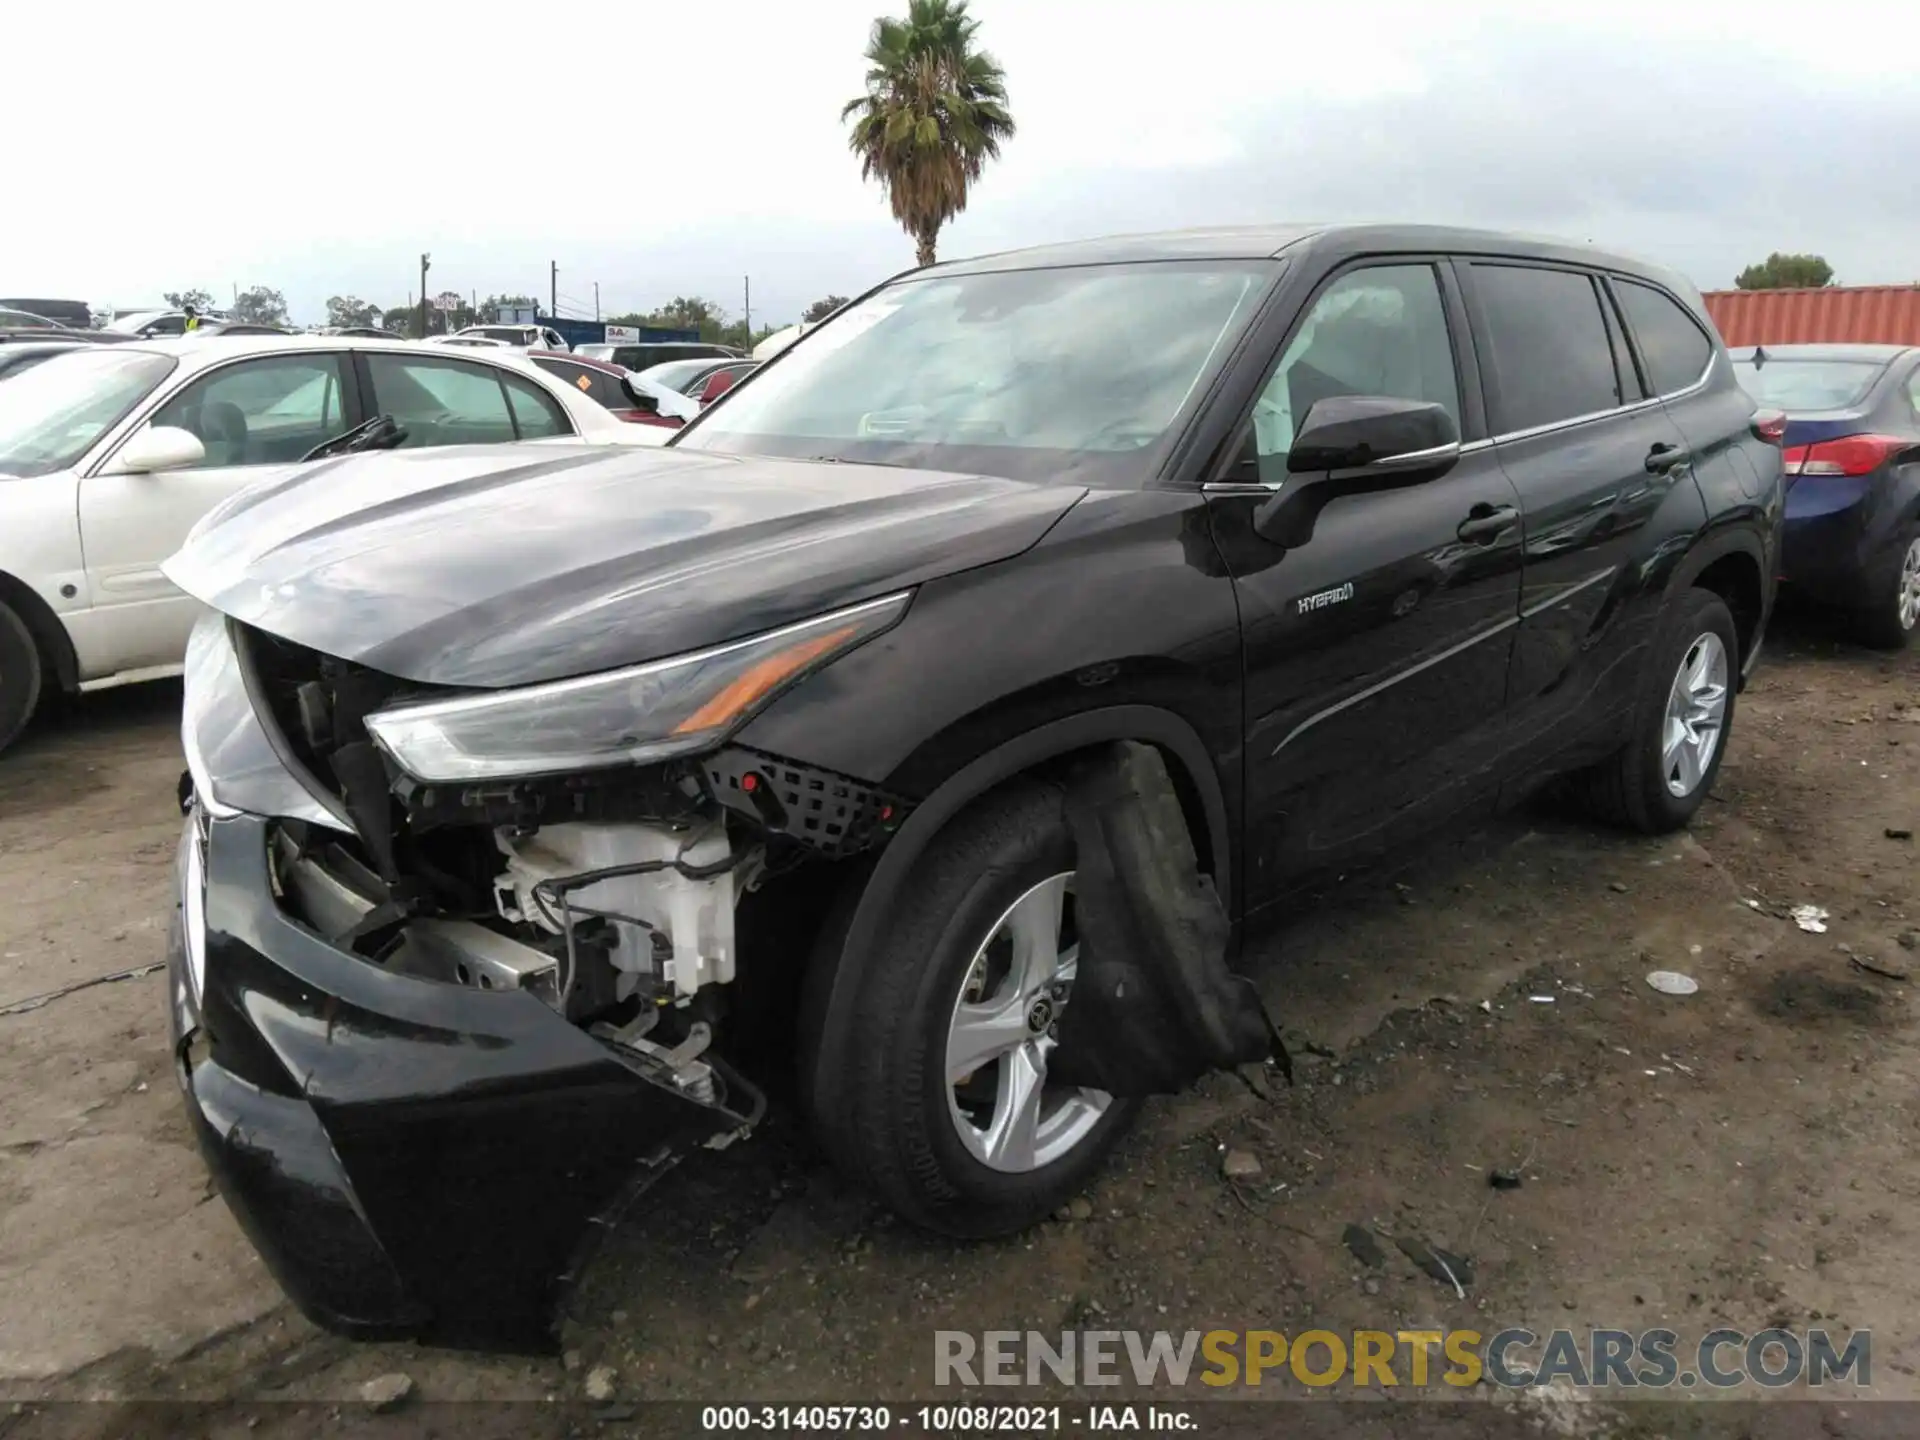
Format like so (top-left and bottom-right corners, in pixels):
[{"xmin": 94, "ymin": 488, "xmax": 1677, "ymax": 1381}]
[{"xmin": 163, "ymin": 442, "xmax": 1083, "ymax": 688}]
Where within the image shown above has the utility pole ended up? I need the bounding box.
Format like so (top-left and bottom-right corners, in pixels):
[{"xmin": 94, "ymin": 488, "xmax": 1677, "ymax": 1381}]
[
  {"xmin": 549, "ymin": 260, "xmax": 558, "ymax": 320},
  {"xmin": 743, "ymin": 276, "xmax": 751, "ymax": 345},
  {"xmin": 594, "ymin": 281, "xmax": 600, "ymax": 321},
  {"xmin": 418, "ymin": 253, "xmax": 431, "ymax": 339}
]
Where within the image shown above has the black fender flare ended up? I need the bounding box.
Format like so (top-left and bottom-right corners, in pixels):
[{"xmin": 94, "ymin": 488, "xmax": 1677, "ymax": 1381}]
[
  {"xmin": 798, "ymin": 703, "xmax": 1231, "ymax": 1124},
  {"xmin": 1665, "ymin": 521, "xmax": 1772, "ymax": 680},
  {"xmin": 1670, "ymin": 523, "xmax": 1768, "ymax": 594}
]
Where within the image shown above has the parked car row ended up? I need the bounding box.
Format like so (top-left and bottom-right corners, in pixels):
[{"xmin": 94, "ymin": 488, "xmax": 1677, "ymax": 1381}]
[
  {"xmin": 153, "ymin": 224, "xmax": 1799, "ymax": 1353},
  {"xmin": 0, "ymin": 334, "xmax": 680, "ymax": 753},
  {"xmin": 1728, "ymin": 343, "xmax": 1920, "ymax": 645}
]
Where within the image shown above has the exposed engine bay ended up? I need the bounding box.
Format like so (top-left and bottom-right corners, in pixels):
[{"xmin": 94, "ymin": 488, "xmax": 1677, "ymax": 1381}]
[{"xmin": 237, "ymin": 621, "xmax": 909, "ymax": 1116}]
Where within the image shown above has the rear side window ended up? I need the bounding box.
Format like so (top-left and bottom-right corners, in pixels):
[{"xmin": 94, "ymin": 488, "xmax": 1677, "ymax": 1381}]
[
  {"xmin": 1473, "ymin": 265, "xmax": 1620, "ymax": 432},
  {"xmin": 532, "ymin": 356, "xmax": 631, "ymax": 413},
  {"xmin": 1614, "ymin": 281, "xmax": 1713, "ymax": 396}
]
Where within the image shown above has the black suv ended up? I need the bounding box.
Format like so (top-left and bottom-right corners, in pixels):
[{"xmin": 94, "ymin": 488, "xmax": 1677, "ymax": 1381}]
[{"xmin": 163, "ymin": 224, "xmax": 1783, "ymax": 1349}]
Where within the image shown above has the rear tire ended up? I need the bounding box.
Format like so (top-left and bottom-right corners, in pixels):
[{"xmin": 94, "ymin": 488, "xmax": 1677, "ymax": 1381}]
[
  {"xmin": 0, "ymin": 602, "xmax": 43, "ymax": 758},
  {"xmin": 1574, "ymin": 588, "xmax": 1738, "ymax": 835},
  {"xmin": 811, "ymin": 780, "xmax": 1139, "ymax": 1237},
  {"xmin": 1851, "ymin": 526, "xmax": 1920, "ymax": 651}
]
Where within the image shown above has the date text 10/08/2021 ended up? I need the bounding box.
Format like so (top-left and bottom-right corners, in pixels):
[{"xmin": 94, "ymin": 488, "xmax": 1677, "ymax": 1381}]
[{"xmin": 701, "ymin": 1406, "xmax": 1191, "ymax": 1432}]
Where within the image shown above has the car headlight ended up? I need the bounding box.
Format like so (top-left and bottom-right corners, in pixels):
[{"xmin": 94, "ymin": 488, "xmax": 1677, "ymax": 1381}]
[{"xmin": 364, "ymin": 591, "xmax": 911, "ymax": 783}]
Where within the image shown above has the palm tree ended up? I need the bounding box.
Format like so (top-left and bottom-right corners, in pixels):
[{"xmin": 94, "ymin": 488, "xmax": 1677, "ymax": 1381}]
[{"xmin": 842, "ymin": 0, "xmax": 1015, "ymax": 269}]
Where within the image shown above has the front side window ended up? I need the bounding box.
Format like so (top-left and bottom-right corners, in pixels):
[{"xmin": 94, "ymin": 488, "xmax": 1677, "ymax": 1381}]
[
  {"xmin": 149, "ymin": 355, "xmax": 350, "ymax": 467},
  {"xmin": 0, "ymin": 349, "xmax": 177, "ymax": 477},
  {"xmin": 1473, "ymin": 265, "xmax": 1621, "ymax": 432},
  {"xmin": 677, "ymin": 260, "xmax": 1278, "ymax": 483},
  {"xmin": 1246, "ymin": 264, "xmax": 1460, "ymax": 480},
  {"xmin": 1614, "ymin": 280, "xmax": 1713, "ymax": 396}
]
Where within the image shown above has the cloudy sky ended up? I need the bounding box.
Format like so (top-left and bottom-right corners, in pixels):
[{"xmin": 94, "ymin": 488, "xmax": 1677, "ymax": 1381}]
[{"xmin": 7, "ymin": 0, "xmax": 1914, "ymax": 326}]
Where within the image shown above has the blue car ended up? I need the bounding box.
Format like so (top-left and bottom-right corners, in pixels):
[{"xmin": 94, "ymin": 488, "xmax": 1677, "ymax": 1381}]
[{"xmin": 1731, "ymin": 344, "xmax": 1920, "ymax": 647}]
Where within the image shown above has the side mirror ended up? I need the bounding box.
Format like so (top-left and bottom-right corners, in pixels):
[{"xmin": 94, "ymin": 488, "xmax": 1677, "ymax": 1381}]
[
  {"xmin": 114, "ymin": 425, "xmax": 206, "ymax": 475},
  {"xmin": 1254, "ymin": 397, "xmax": 1460, "ymax": 548}
]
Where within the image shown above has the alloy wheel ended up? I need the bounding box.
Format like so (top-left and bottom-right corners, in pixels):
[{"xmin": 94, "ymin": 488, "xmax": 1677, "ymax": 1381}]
[
  {"xmin": 1897, "ymin": 537, "xmax": 1920, "ymax": 633},
  {"xmin": 1662, "ymin": 631, "xmax": 1730, "ymax": 798},
  {"xmin": 944, "ymin": 872, "xmax": 1111, "ymax": 1173}
]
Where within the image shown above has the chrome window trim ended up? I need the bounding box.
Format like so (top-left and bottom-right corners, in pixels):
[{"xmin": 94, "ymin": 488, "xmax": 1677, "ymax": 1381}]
[{"xmin": 1478, "ymin": 366, "xmax": 1712, "ymax": 448}]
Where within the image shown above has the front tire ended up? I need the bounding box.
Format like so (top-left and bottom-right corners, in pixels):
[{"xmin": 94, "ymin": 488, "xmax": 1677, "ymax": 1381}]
[
  {"xmin": 0, "ymin": 602, "xmax": 43, "ymax": 758},
  {"xmin": 817, "ymin": 781, "xmax": 1139, "ymax": 1236},
  {"xmin": 1575, "ymin": 588, "xmax": 1738, "ymax": 834},
  {"xmin": 1852, "ymin": 526, "xmax": 1920, "ymax": 651}
]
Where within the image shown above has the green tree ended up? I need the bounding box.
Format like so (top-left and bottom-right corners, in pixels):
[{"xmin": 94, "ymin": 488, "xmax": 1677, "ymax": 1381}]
[
  {"xmin": 802, "ymin": 294, "xmax": 851, "ymax": 323},
  {"xmin": 380, "ymin": 305, "xmax": 414, "ymax": 333},
  {"xmin": 646, "ymin": 296, "xmax": 729, "ymax": 336},
  {"xmin": 842, "ymin": 0, "xmax": 1014, "ymax": 268},
  {"xmin": 164, "ymin": 288, "xmax": 214, "ymax": 312},
  {"xmin": 232, "ymin": 286, "xmax": 290, "ymax": 326},
  {"xmin": 479, "ymin": 293, "xmax": 538, "ymax": 320},
  {"xmin": 1735, "ymin": 253, "xmax": 1835, "ymax": 290},
  {"xmin": 325, "ymin": 295, "xmax": 378, "ymax": 328}
]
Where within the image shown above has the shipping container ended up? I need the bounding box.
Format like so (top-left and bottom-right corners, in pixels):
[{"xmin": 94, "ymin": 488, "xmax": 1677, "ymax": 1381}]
[{"xmin": 1702, "ymin": 285, "xmax": 1920, "ymax": 347}]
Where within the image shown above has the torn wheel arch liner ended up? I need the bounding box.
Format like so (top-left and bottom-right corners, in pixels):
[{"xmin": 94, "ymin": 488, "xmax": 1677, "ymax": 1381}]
[{"xmin": 797, "ymin": 702, "xmax": 1236, "ymax": 1129}]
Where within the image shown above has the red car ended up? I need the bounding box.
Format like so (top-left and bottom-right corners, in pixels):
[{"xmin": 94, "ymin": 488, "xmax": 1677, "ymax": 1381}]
[{"xmin": 527, "ymin": 351, "xmax": 697, "ymax": 430}]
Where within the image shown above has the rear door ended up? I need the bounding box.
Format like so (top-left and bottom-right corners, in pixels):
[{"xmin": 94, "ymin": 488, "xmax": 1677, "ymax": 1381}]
[
  {"xmin": 1213, "ymin": 258, "xmax": 1527, "ymax": 902},
  {"xmin": 1611, "ymin": 274, "xmax": 1776, "ymax": 508},
  {"xmin": 77, "ymin": 351, "xmax": 360, "ymax": 672},
  {"xmin": 1460, "ymin": 260, "xmax": 1704, "ymax": 786},
  {"xmin": 359, "ymin": 351, "xmax": 573, "ymax": 448}
]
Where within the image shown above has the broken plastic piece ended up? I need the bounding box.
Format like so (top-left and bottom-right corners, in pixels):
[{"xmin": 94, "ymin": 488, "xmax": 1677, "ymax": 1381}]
[
  {"xmin": 1645, "ymin": 971, "xmax": 1699, "ymax": 996},
  {"xmin": 1047, "ymin": 742, "xmax": 1287, "ymax": 1095},
  {"xmin": 1791, "ymin": 905, "xmax": 1830, "ymax": 933}
]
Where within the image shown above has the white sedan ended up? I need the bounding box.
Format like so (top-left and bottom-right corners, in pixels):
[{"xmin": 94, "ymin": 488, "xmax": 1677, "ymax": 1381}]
[{"xmin": 0, "ymin": 334, "xmax": 666, "ymax": 754}]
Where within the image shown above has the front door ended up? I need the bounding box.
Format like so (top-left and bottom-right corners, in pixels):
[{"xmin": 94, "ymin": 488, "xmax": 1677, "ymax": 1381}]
[
  {"xmin": 77, "ymin": 352, "xmax": 358, "ymax": 673},
  {"xmin": 1208, "ymin": 260, "xmax": 1527, "ymax": 907}
]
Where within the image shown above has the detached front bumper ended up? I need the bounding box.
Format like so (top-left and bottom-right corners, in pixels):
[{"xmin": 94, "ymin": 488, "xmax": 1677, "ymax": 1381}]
[{"xmin": 168, "ymin": 810, "xmax": 741, "ymax": 1352}]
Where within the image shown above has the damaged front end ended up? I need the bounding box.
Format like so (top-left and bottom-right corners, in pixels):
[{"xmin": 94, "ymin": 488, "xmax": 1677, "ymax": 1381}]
[{"xmin": 169, "ymin": 601, "xmax": 909, "ymax": 1350}]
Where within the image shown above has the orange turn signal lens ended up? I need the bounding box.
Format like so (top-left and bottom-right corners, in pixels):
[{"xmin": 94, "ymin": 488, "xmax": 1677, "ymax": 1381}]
[{"xmin": 671, "ymin": 624, "xmax": 859, "ymax": 735}]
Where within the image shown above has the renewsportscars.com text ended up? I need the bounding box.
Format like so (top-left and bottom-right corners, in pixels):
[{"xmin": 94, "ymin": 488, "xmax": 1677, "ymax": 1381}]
[{"xmin": 935, "ymin": 1328, "xmax": 1870, "ymax": 1390}]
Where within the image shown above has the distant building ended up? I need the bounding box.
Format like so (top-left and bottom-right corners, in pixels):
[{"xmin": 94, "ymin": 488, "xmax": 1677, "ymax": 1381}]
[{"xmin": 1702, "ymin": 285, "xmax": 1920, "ymax": 347}]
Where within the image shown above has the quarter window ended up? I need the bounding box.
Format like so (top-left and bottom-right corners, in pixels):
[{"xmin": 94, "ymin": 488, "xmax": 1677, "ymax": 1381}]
[
  {"xmin": 1473, "ymin": 265, "xmax": 1621, "ymax": 432},
  {"xmin": 1614, "ymin": 280, "xmax": 1714, "ymax": 397},
  {"xmin": 148, "ymin": 355, "xmax": 351, "ymax": 467},
  {"xmin": 1247, "ymin": 264, "xmax": 1461, "ymax": 482},
  {"xmin": 503, "ymin": 372, "xmax": 571, "ymax": 437}
]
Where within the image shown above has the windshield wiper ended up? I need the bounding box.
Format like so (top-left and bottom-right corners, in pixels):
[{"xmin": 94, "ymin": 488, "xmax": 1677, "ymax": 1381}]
[{"xmin": 302, "ymin": 414, "xmax": 409, "ymax": 464}]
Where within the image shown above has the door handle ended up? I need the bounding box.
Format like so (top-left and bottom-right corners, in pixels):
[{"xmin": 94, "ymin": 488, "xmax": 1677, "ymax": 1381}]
[
  {"xmin": 1457, "ymin": 503, "xmax": 1519, "ymax": 544},
  {"xmin": 1645, "ymin": 442, "xmax": 1691, "ymax": 473}
]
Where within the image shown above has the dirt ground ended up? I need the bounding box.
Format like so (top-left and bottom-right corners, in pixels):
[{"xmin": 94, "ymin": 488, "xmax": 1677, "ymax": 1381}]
[{"xmin": 1, "ymin": 601, "xmax": 1915, "ymax": 1437}]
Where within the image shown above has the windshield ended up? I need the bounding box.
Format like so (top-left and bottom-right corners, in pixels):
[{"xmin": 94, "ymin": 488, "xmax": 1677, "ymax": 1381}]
[
  {"xmin": 639, "ymin": 359, "xmax": 715, "ymax": 393},
  {"xmin": 675, "ymin": 260, "xmax": 1278, "ymax": 482},
  {"xmin": 1733, "ymin": 357, "xmax": 1886, "ymax": 411},
  {"xmin": 0, "ymin": 349, "xmax": 176, "ymax": 477}
]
